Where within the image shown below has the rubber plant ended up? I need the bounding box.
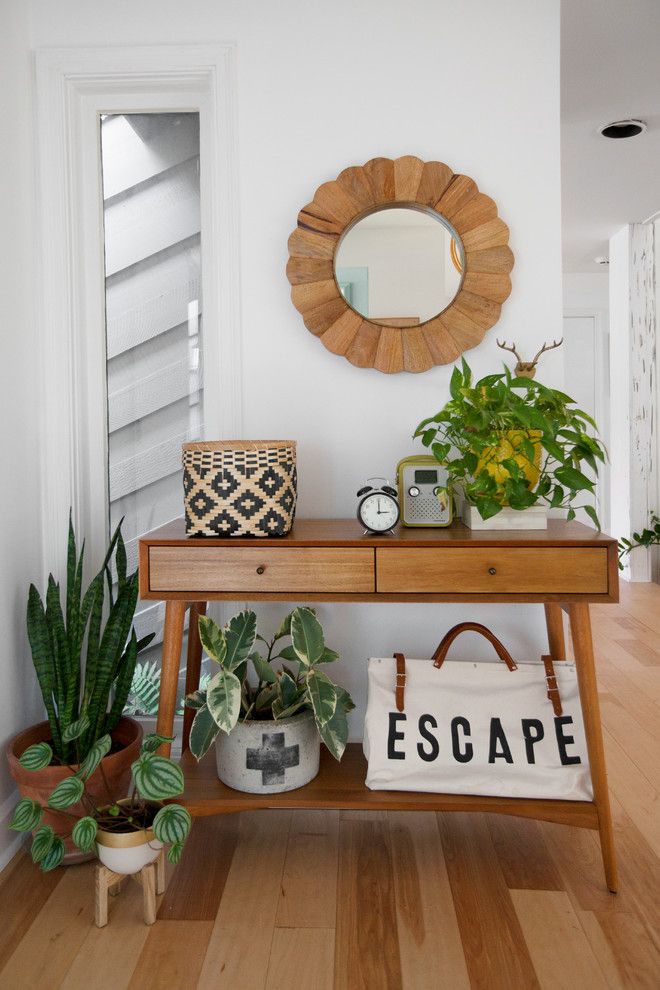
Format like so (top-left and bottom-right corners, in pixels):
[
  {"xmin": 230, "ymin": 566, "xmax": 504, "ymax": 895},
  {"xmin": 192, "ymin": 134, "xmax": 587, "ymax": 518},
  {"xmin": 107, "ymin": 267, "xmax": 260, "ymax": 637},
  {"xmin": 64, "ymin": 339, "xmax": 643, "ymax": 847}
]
[
  {"xmin": 415, "ymin": 358, "xmax": 607, "ymax": 526},
  {"xmin": 618, "ymin": 513, "xmax": 660, "ymax": 570},
  {"xmin": 26, "ymin": 515, "xmax": 154, "ymax": 765},
  {"xmin": 185, "ymin": 607, "xmax": 355, "ymax": 762},
  {"xmin": 9, "ymin": 732, "xmax": 191, "ymax": 871}
]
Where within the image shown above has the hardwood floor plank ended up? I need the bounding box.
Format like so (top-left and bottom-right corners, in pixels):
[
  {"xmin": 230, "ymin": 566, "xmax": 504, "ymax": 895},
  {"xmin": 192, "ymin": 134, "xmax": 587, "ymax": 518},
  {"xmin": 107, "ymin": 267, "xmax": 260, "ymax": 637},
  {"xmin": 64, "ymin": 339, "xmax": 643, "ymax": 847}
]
[
  {"xmin": 266, "ymin": 928, "xmax": 334, "ymax": 990},
  {"xmin": 0, "ymin": 865, "xmax": 93, "ymax": 990},
  {"xmin": 197, "ymin": 928, "xmax": 272, "ymax": 990},
  {"xmin": 593, "ymin": 910, "xmax": 660, "ymax": 989},
  {"xmin": 511, "ymin": 889, "xmax": 612, "ymax": 989},
  {"xmin": 486, "ymin": 814, "xmax": 563, "ymax": 891},
  {"xmin": 575, "ymin": 910, "xmax": 626, "ymax": 990},
  {"xmin": 600, "ymin": 697, "xmax": 660, "ymax": 790},
  {"xmin": 128, "ymin": 920, "xmax": 212, "ymax": 989},
  {"xmin": 437, "ymin": 812, "xmax": 540, "ymax": 990},
  {"xmin": 334, "ymin": 819, "xmax": 402, "ymax": 990},
  {"xmin": 388, "ymin": 811, "xmax": 469, "ymax": 990},
  {"xmin": 0, "ymin": 849, "xmax": 63, "ymax": 973},
  {"xmin": 158, "ymin": 813, "xmax": 239, "ymax": 920},
  {"xmin": 275, "ymin": 810, "xmax": 338, "ymax": 929},
  {"xmin": 601, "ymin": 729, "xmax": 660, "ymax": 857}
]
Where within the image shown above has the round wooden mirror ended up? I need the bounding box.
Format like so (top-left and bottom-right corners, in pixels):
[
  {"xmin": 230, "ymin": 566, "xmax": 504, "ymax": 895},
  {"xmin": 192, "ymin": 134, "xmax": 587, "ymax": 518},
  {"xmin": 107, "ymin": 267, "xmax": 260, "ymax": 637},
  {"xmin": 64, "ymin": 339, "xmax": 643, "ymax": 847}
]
[{"xmin": 286, "ymin": 156, "xmax": 514, "ymax": 373}]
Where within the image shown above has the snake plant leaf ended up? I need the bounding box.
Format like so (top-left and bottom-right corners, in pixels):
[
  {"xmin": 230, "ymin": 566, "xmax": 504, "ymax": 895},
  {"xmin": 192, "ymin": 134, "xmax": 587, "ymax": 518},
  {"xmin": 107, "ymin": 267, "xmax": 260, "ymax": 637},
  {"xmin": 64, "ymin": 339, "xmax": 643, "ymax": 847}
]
[
  {"xmin": 189, "ymin": 704, "xmax": 219, "ymax": 761},
  {"xmin": 198, "ymin": 615, "xmax": 227, "ymax": 666},
  {"xmin": 291, "ymin": 607, "xmax": 325, "ymax": 666},
  {"xmin": 31, "ymin": 825, "xmax": 56, "ymax": 864},
  {"xmin": 41, "ymin": 836, "xmax": 65, "ymax": 872},
  {"xmin": 10, "ymin": 798, "xmax": 43, "ymax": 832},
  {"xmin": 141, "ymin": 732, "xmax": 175, "ymax": 754},
  {"xmin": 206, "ymin": 667, "xmax": 241, "ymax": 734},
  {"xmin": 48, "ymin": 774, "xmax": 84, "ymax": 810},
  {"xmin": 316, "ymin": 702, "xmax": 348, "ymax": 761},
  {"xmin": 306, "ymin": 669, "xmax": 337, "ymax": 727},
  {"xmin": 18, "ymin": 741, "xmax": 53, "ymax": 771},
  {"xmin": 153, "ymin": 804, "xmax": 192, "ymax": 846},
  {"xmin": 251, "ymin": 651, "xmax": 277, "ymax": 684},
  {"xmin": 132, "ymin": 753, "xmax": 184, "ymax": 801},
  {"xmin": 167, "ymin": 841, "xmax": 185, "ymax": 865},
  {"xmin": 78, "ymin": 734, "xmax": 112, "ymax": 780},
  {"xmin": 71, "ymin": 816, "xmax": 98, "ymax": 852},
  {"xmin": 224, "ymin": 610, "xmax": 257, "ymax": 671},
  {"xmin": 87, "ymin": 575, "xmax": 139, "ymax": 740},
  {"xmin": 105, "ymin": 628, "xmax": 145, "ymax": 732},
  {"xmin": 62, "ymin": 711, "xmax": 90, "ymax": 744}
]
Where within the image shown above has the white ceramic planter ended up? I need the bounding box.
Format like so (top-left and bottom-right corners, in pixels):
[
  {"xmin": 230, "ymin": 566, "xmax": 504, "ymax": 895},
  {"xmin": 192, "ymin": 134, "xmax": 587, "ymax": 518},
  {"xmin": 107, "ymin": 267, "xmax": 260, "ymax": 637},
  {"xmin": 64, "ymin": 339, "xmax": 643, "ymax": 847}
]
[
  {"xmin": 458, "ymin": 497, "xmax": 548, "ymax": 530},
  {"xmin": 96, "ymin": 829, "xmax": 162, "ymax": 875},
  {"xmin": 216, "ymin": 711, "xmax": 320, "ymax": 794}
]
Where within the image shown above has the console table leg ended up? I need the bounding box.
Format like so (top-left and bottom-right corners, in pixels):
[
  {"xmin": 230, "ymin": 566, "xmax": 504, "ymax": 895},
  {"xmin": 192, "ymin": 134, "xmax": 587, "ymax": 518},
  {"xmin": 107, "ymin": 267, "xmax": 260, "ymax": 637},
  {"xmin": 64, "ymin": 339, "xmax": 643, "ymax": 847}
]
[
  {"xmin": 568, "ymin": 602, "xmax": 618, "ymax": 893},
  {"xmin": 182, "ymin": 601, "xmax": 207, "ymax": 753},
  {"xmin": 544, "ymin": 603, "xmax": 566, "ymax": 661},
  {"xmin": 156, "ymin": 600, "xmax": 186, "ymax": 757}
]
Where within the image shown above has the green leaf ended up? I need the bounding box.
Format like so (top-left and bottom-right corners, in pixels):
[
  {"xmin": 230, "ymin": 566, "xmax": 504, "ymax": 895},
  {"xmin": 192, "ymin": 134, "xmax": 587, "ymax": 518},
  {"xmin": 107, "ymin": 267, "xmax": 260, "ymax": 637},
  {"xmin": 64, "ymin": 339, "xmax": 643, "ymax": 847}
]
[
  {"xmin": 476, "ymin": 498, "xmax": 502, "ymax": 521},
  {"xmin": 18, "ymin": 741, "xmax": 53, "ymax": 772},
  {"xmin": 276, "ymin": 645, "xmax": 300, "ymax": 665},
  {"xmin": 254, "ymin": 684, "xmax": 278, "ymax": 712},
  {"xmin": 316, "ymin": 647, "xmax": 340, "ymax": 664},
  {"xmin": 306, "ymin": 669, "xmax": 337, "ymax": 727},
  {"xmin": 291, "ymin": 608, "xmax": 325, "ymax": 666},
  {"xmin": 31, "ymin": 825, "xmax": 56, "ymax": 864},
  {"xmin": 431, "ymin": 441, "xmax": 451, "ymax": 463},
  {"xmin": 583, "ymin": 504, "xmax": 601, "ymax": 530},
  {"xmin": 62, "ymin": 711, "xmax": 90, "ymax": 744},
  {"xmin": 132, "ymin": 753, "xmax": 184, "ymax": 801},
  {"xmin": 167, "ymin": 841, "xmax": 185, "ymax": 865},
  {"xmin": 198, "ymin": 615, "xmax": 227, "ymax": 665},
  {"xmin": 48, "ymin": 774, "xmax": 84, "ymax": 810},
  {"xmin": 420, "ymin": 428, "xmax": 436, "ymax": 448},
  {"xmin": 316, "ymin": 703, "xmax": 349, "ymax": 761},
  {"xmin": 10, "ymin": 797, "xmax": 43, "ymax": 832},
  {"xmin": 206, "ymin": 666, "xmax": 242, "ymax": 734},
  {"xmin": 189, "ymin": 704, "xmax": 219, "ymax": 761},
  {"xmin": 449, "ymin": 363, "xmax": 462, "ymax": 400},
  {"xmin": 78, "ymin": 734, "xmax": 112, "ymax": 780},
  {"xmin": 184, "ymin": 688, "xmax": 208, "ymax": 710},
  {"xmin": 336, "ymin": 686, "xmax": 356, "ymax": 713},
  {"xmin": 153, "ymin": 804, "xmax": 192, "ymax": 845},
  {"xmin": 251, "ymin": 652, "xmax": 277, "ymax": 683},
  {"xmin": 273, "ymin": 611, "xmax": 294, "ymax": 641},
  {"xmin": 72, "ymin": 816, "xmax": 98, "ymax": 852},
  {"xmin": 278, "ymin": 670, "xmax": 298, "ymax": 708},
  {"xmin": 567, "ymin": 507, "xmax": 576, "ymax": 521},
  {"xmin": 555, "ymin": 465, "xmax": 594, "ymax": 492},
  {"xmin": 141, "ymin": 732, "xmax": 174, "ymax": 754},
  {"xmin": 41, "ymin": 836, "xmax": 65, "ymax": 872},
  {"xmin": 224, "ymin": 610, "xmax": 257, "ymax": 671}
]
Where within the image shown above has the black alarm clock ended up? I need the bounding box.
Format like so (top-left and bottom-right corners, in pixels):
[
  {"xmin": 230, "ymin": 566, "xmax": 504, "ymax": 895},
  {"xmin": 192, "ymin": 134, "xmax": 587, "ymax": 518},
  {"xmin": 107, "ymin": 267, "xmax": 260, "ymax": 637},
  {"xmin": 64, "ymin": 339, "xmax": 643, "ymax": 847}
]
[{"xmin": 356, "ymin": 478, "xmax": 400, "ymax": 533}]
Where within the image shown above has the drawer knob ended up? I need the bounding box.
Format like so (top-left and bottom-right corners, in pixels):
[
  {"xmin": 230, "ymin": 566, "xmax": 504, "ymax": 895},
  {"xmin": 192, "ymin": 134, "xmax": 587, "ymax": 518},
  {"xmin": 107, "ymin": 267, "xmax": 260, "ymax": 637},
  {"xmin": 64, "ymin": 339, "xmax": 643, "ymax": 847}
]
[
  {"xmin": 488, "ymin": 567, "xmax": 497, "ymax": 575},
  {"xmin": 256, "ymin": 565, "xmax": 266, "ymax": 575}
]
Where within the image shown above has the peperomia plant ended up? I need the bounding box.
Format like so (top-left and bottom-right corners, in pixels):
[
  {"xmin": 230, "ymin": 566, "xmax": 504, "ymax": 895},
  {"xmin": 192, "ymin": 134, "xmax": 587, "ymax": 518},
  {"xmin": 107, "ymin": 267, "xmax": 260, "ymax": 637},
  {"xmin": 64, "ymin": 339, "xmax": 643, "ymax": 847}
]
[
  {"xmin": 185, "ymin": 607, "xmax": 355, "ymax": 762},
  {"xmin": 415, "ymin": 358, "xmax": 607, "ymax": 525},
  {"xmin": 9, "ymin": 730, "xmax": 191, "ymax": 871}
]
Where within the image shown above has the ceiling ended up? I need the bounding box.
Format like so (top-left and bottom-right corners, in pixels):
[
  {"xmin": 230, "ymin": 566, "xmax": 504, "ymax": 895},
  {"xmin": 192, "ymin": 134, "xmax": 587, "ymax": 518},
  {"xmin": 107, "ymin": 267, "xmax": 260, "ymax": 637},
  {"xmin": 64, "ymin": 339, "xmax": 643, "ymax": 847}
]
[{"xmin": 562, "ymin": 0, "xmax": 660, "ymax": 272}]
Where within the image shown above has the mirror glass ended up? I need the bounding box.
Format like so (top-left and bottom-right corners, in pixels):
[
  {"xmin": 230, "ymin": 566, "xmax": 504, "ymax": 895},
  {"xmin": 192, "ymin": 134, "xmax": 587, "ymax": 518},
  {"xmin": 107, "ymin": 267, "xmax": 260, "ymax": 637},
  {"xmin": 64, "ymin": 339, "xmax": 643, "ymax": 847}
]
[{"xmin": 334, "ymin": 205, "xmax": 464, "ymax": 326}]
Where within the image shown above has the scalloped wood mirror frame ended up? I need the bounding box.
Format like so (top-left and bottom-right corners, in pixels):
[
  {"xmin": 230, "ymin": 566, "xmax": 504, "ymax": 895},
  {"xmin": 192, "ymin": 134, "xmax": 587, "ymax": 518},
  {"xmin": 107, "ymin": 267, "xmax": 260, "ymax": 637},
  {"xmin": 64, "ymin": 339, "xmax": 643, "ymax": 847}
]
[{"xmin": 286, "ymin": 156, "xmax": 514, "ymax": 374}]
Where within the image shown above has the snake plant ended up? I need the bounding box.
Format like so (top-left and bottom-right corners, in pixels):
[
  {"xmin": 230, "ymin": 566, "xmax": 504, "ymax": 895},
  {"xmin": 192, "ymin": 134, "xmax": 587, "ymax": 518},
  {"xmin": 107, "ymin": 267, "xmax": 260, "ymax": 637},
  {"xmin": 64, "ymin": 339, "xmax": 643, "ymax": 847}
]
[
  {"xmin": 26, "ymin": 515, "xmax": 154, "ymax": 765},
  {"xmin": 185, "ymin": 607, "xmax": 355, "ymax": 762}
]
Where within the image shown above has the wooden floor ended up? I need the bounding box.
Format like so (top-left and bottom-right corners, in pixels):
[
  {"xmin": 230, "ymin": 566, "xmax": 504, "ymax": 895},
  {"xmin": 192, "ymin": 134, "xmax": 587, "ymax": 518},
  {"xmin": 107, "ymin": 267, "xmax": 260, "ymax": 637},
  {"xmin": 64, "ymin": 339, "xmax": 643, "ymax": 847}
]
[{"xmin": 1, "ymin": 582, "xmax": 659, "ymax": 989}]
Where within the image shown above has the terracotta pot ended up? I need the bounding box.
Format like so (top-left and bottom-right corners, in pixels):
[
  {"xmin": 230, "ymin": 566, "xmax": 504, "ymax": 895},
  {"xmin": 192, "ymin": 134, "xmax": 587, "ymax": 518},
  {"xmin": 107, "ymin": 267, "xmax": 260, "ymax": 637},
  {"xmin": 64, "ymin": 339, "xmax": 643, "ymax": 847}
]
[
  {"xmin": 96, "ymin": 800, "xmax": 162, "ymax": 874},
  {"xmin": 7, "ymin": 717, "xmax": 142, "ymax": 864}
]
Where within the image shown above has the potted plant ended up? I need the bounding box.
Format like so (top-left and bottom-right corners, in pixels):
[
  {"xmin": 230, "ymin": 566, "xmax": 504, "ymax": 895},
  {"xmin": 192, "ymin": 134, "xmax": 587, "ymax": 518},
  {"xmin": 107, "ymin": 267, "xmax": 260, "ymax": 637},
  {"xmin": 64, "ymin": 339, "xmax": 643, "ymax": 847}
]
[
  {"xmin": 8, "ymin": 731, "xmax": 190, "ymax": 873},
  {"xmin": 414, "ymin": 358, "xmax": 607, "ymax": 529},
  {"xmin": 619, "ymin": 513, "xmax": 660, "ymax": 569},
  {"xmin": 185, "ymin": 607, "xmax": 354, "ymax": 794},
  {"xmin": 6, "ymin": 516, "xmax": 154, "ymax": 861}
]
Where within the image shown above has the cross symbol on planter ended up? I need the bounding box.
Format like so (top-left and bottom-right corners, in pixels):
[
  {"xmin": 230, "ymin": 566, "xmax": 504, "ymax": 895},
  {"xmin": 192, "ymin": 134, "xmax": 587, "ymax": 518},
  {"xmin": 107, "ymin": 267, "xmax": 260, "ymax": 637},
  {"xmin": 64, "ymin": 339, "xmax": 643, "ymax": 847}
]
[{"xmin": 246, "ymin": 732, "xmax": 300, "ymax": 786}]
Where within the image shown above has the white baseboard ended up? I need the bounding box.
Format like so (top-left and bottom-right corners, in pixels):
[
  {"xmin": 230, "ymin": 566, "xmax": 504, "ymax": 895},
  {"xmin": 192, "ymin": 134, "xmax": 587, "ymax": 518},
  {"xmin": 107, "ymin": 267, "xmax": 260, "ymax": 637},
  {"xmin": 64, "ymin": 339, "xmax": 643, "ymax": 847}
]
[{"xmin": 0, "ymin": 789, "xmax": 26, "ymax": 874}]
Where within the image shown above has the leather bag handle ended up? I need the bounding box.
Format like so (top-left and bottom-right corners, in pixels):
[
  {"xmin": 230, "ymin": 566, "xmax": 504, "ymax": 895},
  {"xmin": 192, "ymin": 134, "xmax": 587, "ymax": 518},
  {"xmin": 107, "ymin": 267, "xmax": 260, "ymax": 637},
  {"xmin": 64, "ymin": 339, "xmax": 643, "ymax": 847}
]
[{"xmin": 432, "ymin": 622, "xmax": 518, "ymax": 671}]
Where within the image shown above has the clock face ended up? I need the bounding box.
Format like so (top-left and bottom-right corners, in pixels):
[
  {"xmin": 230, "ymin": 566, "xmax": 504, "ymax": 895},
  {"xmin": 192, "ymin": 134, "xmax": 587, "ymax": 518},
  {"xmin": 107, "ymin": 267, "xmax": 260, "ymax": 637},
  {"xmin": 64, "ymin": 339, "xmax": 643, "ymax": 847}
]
[{"xmin": 358, "ymin": 492, "xmax": 400, "ymax": 532}]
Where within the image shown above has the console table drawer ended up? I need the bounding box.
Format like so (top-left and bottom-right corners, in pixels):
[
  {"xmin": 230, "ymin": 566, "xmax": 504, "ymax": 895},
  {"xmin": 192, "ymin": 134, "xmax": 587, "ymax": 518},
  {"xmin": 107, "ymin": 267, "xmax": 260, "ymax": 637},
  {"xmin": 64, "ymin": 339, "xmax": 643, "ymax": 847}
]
[
  {"xmin": 376, "ymin": 547, "xmax": 609, "ymax": 594},
  {"xmin": 149, "ymin": 547, "xmax": 375, "ymax": 594}
]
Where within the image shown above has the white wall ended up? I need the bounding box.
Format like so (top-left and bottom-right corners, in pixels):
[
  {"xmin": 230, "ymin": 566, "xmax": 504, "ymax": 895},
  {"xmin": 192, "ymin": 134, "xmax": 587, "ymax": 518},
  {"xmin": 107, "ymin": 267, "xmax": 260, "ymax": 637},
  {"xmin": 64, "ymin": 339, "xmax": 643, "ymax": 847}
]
[
  {"xmin": 9, "ymin": 1, "xmax": 561, "ymax": 775},
  {"xmin": 0, "ymin": 0, "xmax": 45, "ymax": 866}
]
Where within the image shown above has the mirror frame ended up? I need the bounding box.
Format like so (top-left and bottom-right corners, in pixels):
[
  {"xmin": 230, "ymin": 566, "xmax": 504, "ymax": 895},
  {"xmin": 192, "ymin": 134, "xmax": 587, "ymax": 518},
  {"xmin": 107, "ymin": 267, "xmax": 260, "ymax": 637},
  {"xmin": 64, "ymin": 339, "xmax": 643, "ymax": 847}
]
[{"xmin": 286, "ymin": 156, "xmax": 514, "ymax": 374}]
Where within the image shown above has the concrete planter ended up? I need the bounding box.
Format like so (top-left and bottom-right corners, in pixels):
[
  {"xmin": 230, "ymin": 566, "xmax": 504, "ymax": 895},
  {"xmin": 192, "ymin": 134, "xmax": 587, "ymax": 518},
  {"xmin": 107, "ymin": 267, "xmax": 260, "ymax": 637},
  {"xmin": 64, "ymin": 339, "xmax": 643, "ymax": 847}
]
[{"xmin": 216, "ymin": 711, "xmax": 320, "ymax": 794}]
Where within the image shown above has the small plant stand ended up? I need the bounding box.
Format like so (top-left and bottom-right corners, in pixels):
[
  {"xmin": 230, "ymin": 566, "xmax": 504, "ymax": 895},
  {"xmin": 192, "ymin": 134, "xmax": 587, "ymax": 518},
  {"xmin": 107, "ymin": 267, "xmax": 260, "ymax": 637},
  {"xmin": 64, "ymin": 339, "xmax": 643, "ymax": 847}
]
[{"xmin": 94, "ymin": 850, "xmax": 166, "ymax": 927}]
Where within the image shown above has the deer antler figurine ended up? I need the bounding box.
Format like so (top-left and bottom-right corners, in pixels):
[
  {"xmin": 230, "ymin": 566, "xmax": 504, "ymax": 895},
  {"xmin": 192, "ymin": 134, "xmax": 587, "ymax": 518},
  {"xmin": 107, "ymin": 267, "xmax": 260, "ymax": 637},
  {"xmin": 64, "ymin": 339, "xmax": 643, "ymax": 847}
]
[{"xmin": 496, "ymin": 338, "xmax": 563, "ymax": 379}]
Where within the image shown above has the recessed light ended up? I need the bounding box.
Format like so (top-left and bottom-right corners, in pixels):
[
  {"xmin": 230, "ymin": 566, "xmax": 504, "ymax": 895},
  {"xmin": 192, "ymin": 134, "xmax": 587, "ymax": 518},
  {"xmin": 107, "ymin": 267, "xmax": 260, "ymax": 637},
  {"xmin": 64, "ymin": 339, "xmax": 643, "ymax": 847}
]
[
  {"xmin": 599, "ymin": 119, "xmax": 647, "ymax": 139},
  {"xmin": 594, "ymin": 256, "xmax": 609, "ymax": 265}
]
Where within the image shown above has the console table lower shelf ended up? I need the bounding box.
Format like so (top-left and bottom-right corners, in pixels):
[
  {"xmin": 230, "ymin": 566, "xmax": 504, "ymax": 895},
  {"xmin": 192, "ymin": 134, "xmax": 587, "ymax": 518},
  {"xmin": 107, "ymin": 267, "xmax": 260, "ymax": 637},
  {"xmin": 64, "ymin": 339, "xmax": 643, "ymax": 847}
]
[{"xmin": 178, "ymin": 743, "xmax": 598, "ymax": 829}]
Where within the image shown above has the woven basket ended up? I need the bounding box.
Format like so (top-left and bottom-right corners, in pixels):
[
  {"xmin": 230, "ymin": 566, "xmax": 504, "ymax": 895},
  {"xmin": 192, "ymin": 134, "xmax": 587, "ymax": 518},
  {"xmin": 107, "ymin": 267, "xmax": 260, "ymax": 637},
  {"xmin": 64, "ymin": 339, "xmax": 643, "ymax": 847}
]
[{"xmin": 182, "ymin": 440, "xmax": 297, "ymax": 537}]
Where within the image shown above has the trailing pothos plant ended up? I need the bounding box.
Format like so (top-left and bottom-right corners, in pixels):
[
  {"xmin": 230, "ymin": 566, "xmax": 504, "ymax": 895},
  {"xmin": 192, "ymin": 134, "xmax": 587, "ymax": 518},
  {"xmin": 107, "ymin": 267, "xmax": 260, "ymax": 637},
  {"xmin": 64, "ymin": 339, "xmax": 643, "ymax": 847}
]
[
  {"xmin": 27, "ymin": 515, "xmax": 154, "ymax": 764},
  {"xmin": 415, "ymin": 359, "xmax": 607, "ymax": 526},
  {"xmin": 185, "ymin": 607, "xmax": 355, "ymax": 762},
  {"xmin": 618, "ymin": 513, "xmax": 660, "ymax": 570},
  {"xmin": 9, "ymin": 731, "xmax": 191, "ymax": 871}
]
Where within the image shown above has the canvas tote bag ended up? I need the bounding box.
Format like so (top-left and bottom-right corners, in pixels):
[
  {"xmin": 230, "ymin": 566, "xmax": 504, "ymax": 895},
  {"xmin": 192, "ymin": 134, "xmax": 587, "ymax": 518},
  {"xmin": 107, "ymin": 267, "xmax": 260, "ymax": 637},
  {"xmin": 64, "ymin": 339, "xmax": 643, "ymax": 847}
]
[{"xmin": 363, "ymin": 622, "xmax": 592, "ymax": 801}]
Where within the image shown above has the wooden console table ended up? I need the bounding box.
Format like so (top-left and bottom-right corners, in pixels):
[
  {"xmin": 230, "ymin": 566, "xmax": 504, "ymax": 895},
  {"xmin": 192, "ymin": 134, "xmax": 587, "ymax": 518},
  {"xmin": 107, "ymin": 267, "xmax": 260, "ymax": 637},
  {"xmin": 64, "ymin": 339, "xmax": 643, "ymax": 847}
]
[{"xmin": 138, "ymin": 517, "xmax": 620, "ymax": 891}]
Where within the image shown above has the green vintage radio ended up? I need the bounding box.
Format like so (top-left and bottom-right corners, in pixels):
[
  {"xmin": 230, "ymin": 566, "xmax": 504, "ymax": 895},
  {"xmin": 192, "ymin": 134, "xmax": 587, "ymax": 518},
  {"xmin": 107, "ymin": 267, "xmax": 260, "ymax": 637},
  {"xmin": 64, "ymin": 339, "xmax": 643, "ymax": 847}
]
[{"xmin": 396, "ymin": 455, "xmax": 452, "ymax": 527}]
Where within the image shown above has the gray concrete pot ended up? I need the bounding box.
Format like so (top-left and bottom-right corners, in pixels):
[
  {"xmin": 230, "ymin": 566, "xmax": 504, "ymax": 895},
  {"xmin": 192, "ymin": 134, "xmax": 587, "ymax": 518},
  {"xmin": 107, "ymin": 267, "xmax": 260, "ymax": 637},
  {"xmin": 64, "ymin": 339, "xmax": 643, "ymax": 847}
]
[{"xmin": 215, "ymin": 711, "xmax": 320, "ymax": 794}]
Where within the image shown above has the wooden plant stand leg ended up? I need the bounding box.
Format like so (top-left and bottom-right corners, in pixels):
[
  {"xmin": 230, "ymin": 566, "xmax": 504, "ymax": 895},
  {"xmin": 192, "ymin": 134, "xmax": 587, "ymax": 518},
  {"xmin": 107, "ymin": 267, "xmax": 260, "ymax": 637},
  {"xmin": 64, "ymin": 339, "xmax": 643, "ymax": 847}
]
[
  {"xmin": 139, "ymin": 864, "xmax": 157, "ymax": 925},
  {"xmin": 156, "ymin": 600, "xmax": 187, "ymax": 757},
  {"xmin": 544, "ymin": 603, "xmax": 566, "ymax": 661},
  {"xmin": 156, "ymin": 848, "xmax": 166, "ymax": 895},
  {"xmin": 182, "ymin": 601, "xmax": 207, "ymax": 753},
  {"xmin": 94, "ymin": 855, "xmax": 165, "ymax": 928},
  {"xmin": 568, "ymin": 602, "xmax": 618, "ymax": 893}
]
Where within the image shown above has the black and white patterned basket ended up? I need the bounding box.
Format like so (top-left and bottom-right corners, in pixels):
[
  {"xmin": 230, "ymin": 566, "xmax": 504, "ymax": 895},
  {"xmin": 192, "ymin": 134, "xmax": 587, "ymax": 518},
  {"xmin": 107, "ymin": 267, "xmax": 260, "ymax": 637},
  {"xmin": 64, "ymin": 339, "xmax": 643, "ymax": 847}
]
[{"xmin": 182, "ymin": 441, "xmax": 297, "ymax": 537}]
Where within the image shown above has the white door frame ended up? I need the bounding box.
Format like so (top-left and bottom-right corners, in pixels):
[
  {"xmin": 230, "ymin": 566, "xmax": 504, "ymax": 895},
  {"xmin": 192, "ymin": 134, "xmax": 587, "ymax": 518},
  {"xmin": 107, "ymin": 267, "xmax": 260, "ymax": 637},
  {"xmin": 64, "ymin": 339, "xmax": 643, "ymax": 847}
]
[{"xmin": 34, "ymin": 45, "xmax": 241, "ymax": 577}]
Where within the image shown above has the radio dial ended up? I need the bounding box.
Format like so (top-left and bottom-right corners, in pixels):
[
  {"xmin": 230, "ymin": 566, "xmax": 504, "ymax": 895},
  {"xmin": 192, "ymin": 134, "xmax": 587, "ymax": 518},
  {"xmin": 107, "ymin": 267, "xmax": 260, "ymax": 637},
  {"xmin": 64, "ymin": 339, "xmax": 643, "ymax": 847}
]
[{"xmin": 408, "ymin": 486, "xmax": 420, "ymax": 497}]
